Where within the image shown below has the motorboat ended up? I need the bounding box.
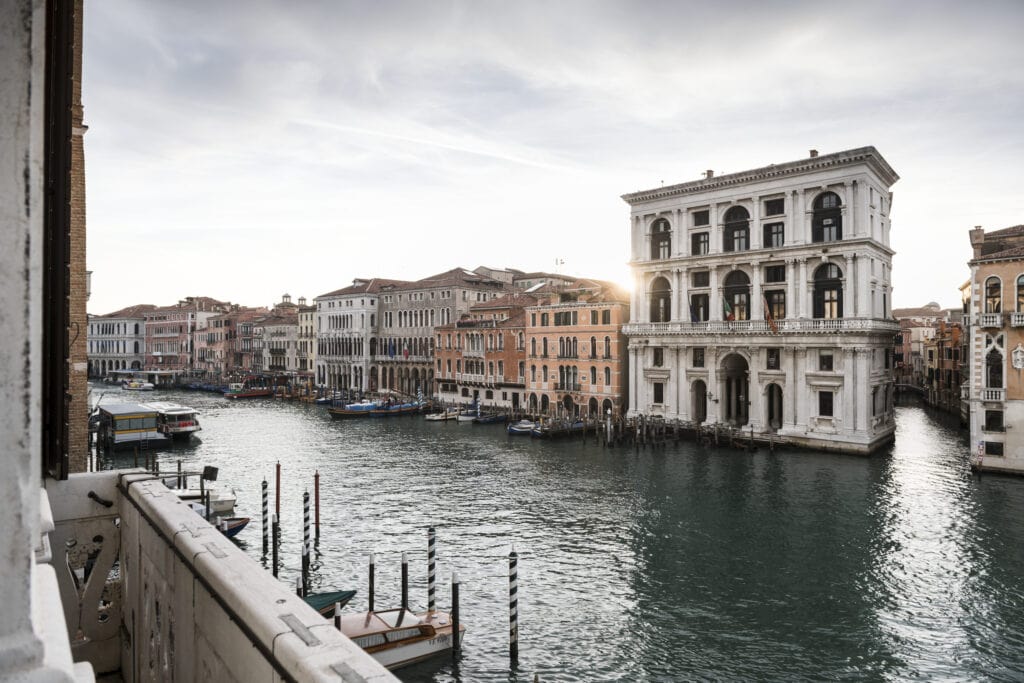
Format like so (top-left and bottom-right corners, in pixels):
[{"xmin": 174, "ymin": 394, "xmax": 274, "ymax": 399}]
[
  {"xmin": 338, "ymin": 608, "xmax": 465, "ymax": 670},
  {"xmin": 424, "ymin": 407, "xmax": 460, "ymax": 422},
  {"xmin": 175, "ymin": 487, "xmax": 237, "ymax": 514},
  {"xmin": 507, "ymin": 419, "xmax": 536, "ymax": 435},
  {"xmin": 328, "ymin": 400, "xmax": 380, "ymax": 418},
  {"xmin": 141, "ymin": 401, "xmax": 202, "ymax": 440},
  {"xmin": 94, "ymin": 403, "xmax": 170, "ymax": 450},
  {"xmin": 122, "ymin": 380, "xmax": 155, "ymax": 391},
  {"xmin": 223, "ymin": 382, "xmax": 273, "ymax": 399}
]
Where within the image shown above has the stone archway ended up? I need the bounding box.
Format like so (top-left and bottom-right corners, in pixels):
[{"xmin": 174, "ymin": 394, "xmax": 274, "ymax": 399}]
[
  {"xmin": 691, "ymin": 380, "xmax": 707, "ymax": 423},
  {"xmin": 602, "ymin": 398, "xmax": 614, "ymax": 418},
  {"xmin": 588, "ymin": 397, "xmax": 598, "ymax": 418},
  {"xmin": 562, "ymin": 395, "xmax": 576, "ymax": 418},
  {"xmin": 541, "ymin": 394, "xmax": 550, "ymax": 414},
  {"xmin": 720, "ymin": 353, "xmax": 749, "ymax": 427}
]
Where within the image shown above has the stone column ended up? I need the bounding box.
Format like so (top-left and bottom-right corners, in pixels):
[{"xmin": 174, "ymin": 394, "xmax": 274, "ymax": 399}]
[
  {"xmin": 786, "ymin": 259, "xmax": 796, "ymax": 322},
  {"xmin": 708, "ymin": 347, "xmax": 720, "ymax": 423},
  {"xmin": 749, "ymin": 350, "xmax": 762, "ymax": 429},
  {"xmin": 677, "ymin": 267, "xmax": 688, "ymax": 322},
  {"xmin": 709, "ymin": 202, "xmax": 720, "ymax": 254},
  {"xmin": 675, "ymin": 208, "xmax": 685, "ymax": 257},
  {"xmin": 750, "ymin": 196, "xmax": 762, "ymax": 250},
  {"xmin": 785, "ymin": 347, "xmax": 797, "ymax": 427},
  {"xmin": 844, "ymin": 348, "xmax": 856, "ymax": 433},
  {"xmin": 798, "ymin": 258, "xmax": 809, "ymax": 319},
  {"xmin": 794, "ymin": 189, "xmax": 806, "ymax": 244},
  {"xmin": 795, "ymin": 348, "xmax": 808, "ymax": 427},
  {"xmin": 843, "ymin": 181, "xmax": 854, "ymax": 239},
  {"xmin": 844, "ymin": 253, "xmax": 856, "ymax": 318},
  {"xmin": 858, "ymin": 254, "xmax": 871, "ymax": 319},
  {"xmin": 856, "ymin": 348, "xmax": 871, "ymax": 432},
  {"xmin": 710, "ymin": 266, "xmax": 721, "ymax": 321},
  {"xmin": 751, "ymin": 261, "xmax": 763, "ymax": 322},
  {"xmin": 629, "ymin": 345, "xmax": 641, "ymax": 414}
]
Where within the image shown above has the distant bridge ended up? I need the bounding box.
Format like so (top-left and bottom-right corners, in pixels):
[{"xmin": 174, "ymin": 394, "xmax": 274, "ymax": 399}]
[{"xmin": 894, "ymin": 383, "xmax": 926, "ymax": 396}]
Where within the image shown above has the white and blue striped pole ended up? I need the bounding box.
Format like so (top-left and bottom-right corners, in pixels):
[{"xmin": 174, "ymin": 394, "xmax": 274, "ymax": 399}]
[
  {"xmin": 302, "ymin": 490, "xmax": 311, "ymax": 597},
  {"xmin": 427, "ymin": 527, "xmax": 437, "ymax": 613},
  {"xmin": 261, "ymin": 479, "xmax": 269, "ymax": 554}
]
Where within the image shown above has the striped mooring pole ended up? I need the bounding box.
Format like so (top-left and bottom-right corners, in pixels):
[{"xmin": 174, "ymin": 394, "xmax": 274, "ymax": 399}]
[
  {"xmin": 302, "ymin": 490, "xmax": 311, "ymax": 597},
  {"xmin": 401, "ymin": 551, "xmax": 409, "ymax": 612},
  {"xmin": 451, "ymin": 571, "xmax": 461, "ymax": 659},
  {"xmin": 509, "ymin": 545, "xmax": 519, "ymax": 663},
  {"xmin": 261, "ymin": 479, "xmax": 269, "ymax": 554},
  {"xmin": 427, "ymin": 527, "xmax": 436, "ymax": 613},
  {"xmin": 368, "ymin": 552, "xmax": 376, "ymax": 613}
]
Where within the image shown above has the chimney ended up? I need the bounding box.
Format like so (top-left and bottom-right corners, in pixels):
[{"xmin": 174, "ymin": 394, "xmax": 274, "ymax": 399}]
[
  {"xmin": 969, "ymin": 225, "xmax": 986, "ymax": 259},
  {"xmin": 809, "ymin": 149, "xmax": 819, "ymax": 158},
  {"xmin": 705, "ymin": 169, "xmax": 714, "ymax": 178}
]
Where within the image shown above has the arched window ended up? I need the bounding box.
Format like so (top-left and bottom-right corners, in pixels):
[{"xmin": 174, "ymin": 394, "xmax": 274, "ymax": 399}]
[
  {"xmin": 650, "ymin": 218, "xmax": 671, "ymax": 260},
  {"xmin": 722, "ymin": 270, "xmax": 750, "ymax": 321},
  {"xmin": 604, "ymin": 336, "xmax": 611, "ymax": 358},
  {"xmin": 986, "ymin": 277, "xmax": 1002, "ymax": 313},
  {"xmin": 559, "ymin": 337, "xmax": 565, "ymax": 357},
  {"xmin": 590, "ymin": 336, "xmax": 597, "ymax": 359},
  {"xmin": 723, "ymin": 206, "xmax": 750, "ymax": 252},
  {"xmin": 542, "ymin": 338, "xmax": 549, "ymax": 357},
  {"xmin": 590, "ymin": 366, "xmax": 597, "ymax": 384},
  {"xmin": 531, "ymin": 338, "xmax": 537, "ymax": 356},
  {"xmin": 531, "ymin": 364, "xmax": 536, "ymax": 381},
  {"xmin": 813, "ymin": 263, "xmax": 844, "ymax": 319},
  {"xmin": 542, "ymin": 365, "xmax": 549, "ymax": 382},
  {"xmin": 604, "ymin": 367, "xmax": 611, "ymax": 385},
  {"xmin": 650, "ymin": 276, "xmax": 672, "ymax": 323},
  {"xmin": 1018, "ymin": 275, "xmax": 1024, "ymax": 312},
  {"xmin": 812, "ymin": 192, "xmax": 842, "ymax": 242},
  {"xmin": 987, "ymin": 348, "xmax": 1003, "ymax": 388}
]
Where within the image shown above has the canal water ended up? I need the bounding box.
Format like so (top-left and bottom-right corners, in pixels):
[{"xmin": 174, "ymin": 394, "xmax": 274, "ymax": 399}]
[{"xmin": 96, "ymin": 387, "xmax": 1024, "ymax": 682}]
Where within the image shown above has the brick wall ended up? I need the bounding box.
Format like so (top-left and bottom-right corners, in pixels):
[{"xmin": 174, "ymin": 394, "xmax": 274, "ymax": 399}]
[{"xmin": 68, "ymin": 0, "xmax": 88, "ymax": 472}]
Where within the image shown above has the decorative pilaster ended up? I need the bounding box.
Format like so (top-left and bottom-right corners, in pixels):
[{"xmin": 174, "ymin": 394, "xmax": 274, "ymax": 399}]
[
  {"xmin": 709, "ymin": 202, "xmax": 720, "ymax": 254},
  {"xmin": 710, "ymin": 266, "xmax": 721, "ymax": 321},
  {"xmin": 751, "ymin": 261, "xmax": 763, "ymax": 321},
  {"xmin": 844, "ymin": 348, "xmax": 856, "ymax": 433},
  {"xmin": 798, "ymin": 258, "xmax": 809, "ymax": 318},
  {"xmin": 750, "ymin": 197, "xmax": 762, "ymax": 250}
]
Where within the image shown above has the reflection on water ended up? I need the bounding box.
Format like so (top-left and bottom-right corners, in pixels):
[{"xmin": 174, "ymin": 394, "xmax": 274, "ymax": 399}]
[{"xmin": 94, "ymin": 387, "xmax": 1024, "ymax": 682}]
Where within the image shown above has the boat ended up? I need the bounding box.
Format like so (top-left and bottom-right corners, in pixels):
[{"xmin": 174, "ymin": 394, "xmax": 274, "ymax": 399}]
[
  {"xmin": 122, "ymin": 379, "xmax": 155, "ymax": 391},
  {"xmin": 507, "ymin": 419, "xmax": 536, "ymax": 435},
  {"xmin": 303, "ymin": 589, "xmax": 358, "ymax": 617},
  {"xmin": 338, "ymin": 608, "xmax": 465, "ymax": 670},
  {"xmin": 94, "ymin": 403, "xmax": 170, "ymax": 450},
  {"xmin": 223, "ymin": 382, "xmax": 274, "ymax": 399},
  {"xmin": 187, "ymin": 502, "xmax": 250, "ymax": 538},
  {"xmin": 473, "ymin": 412, "xmax": 508, "ymax": 424},
  {"xmin": 175, "ymin": 487, "xmax": 237, "ymax": 513},
  {"xmin": 531, "ymin": 419, "xmax": 586, "ymax": 439},
  {"xmin": 369, "ymin": 400, "xmax": 426, "ymax": 417},
  {"xmin": 328, "ymin": 399, "xmax": 380, "ymax": 418},
  {"xmin": 141, "ymin": 401, "xmax": 202, "ymax": 440},
  {"xmin": 424, "ymin": 407, "xmax": 460, "ymax": 422}
]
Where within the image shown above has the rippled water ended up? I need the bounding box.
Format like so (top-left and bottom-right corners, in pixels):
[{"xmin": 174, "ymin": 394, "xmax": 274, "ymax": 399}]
[{"xmin": 96, "ymin": 388, "xmax": 1024, "ymax": 682}]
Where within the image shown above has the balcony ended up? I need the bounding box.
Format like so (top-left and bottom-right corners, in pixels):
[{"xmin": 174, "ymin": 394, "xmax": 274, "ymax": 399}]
[
  {"xmin": 623, "ymin": 318, "xmax": 901, "ymax": 336},
  {"xmin": 1011, "ymin": 313, "xmax": 1024, "ymax": 327},
  {"xmin": 981, "ymin": 387, "xmax": 1005, "ymax": 402},
  {"xmin": 977, "ymin": 313, "xmax": 1003, "ymax": 328},
  {"xmin": 43, "ymin": 471, "xmax": 394, "ymax": 681}
]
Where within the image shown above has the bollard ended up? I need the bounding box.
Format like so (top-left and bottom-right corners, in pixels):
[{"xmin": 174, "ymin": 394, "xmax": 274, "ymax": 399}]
[
  {"xmin": 302, "ymin": 490, "xmax": 311, "ymax": 597},
  {"xmin": 177, "ymin": 459, "xmax": 183, "ymax": 489},
  {"xmin": 314, "ymin": 470, "xmax": 321, "ymax": 539},
  {"xmin": 401, "ymin": 551, "xmax": 409, "ymax": 612},
  {"xmin": 427, "ymin": 527, "xmax": 436, "ymax": 613},
  {"xmin": 334, "ymin": 602, "xmax": 342, "ymax": 630},
  {"xmin": 295, "ymin": 575, "xmax": 302, "ymax": 597},
  {"xmin": 368, "ymin": 552, "xmax": 376, "ymax": 613},
  {"xmin": 272, "ymin": 513, "xmax": 279, "ymax": 578},
  {"xmin": 510, "ymin": 545, "xmax": 519, "ymax": 663},
  {"xmin": 262, "ymin": 479, "xmax": 269, "ymax": 554},
  {"xmin": 451, "ymin": 572, "xmax": 461, "ymax": 659}
]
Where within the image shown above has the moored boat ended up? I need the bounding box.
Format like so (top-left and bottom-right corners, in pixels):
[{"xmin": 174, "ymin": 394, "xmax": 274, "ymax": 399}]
[
  {"xmin": 338, "ymin": 608, "xmax": 465, "ymax": 670},
  {"xmin": 473, "ymin": 412, "xmax": 507, "ymax": 424},
  {"xmin": 141, "ymin": 401, "xmax": 202, "ymax": 440},
  {"xmin": 122, "ymin": 379, "xmax": 155, "ymax": 391},
  {"xmin": 223, "ymin": 382, "xmax": 273, "ymax": 399},
  {"xmin": 369, "ymin": 400, "xmax": 426, "ymax": 417},
  {"xmin": 507, "ymin": 419, "xmax": 536, "ymax": 435},
  {"xmin": 303, "ymin": 589, "xmax": 358, "ymax": 617},
  {"xmin": 531, "ymin": 419, "xmax": 586, "ymax": 439},
  {"xmin": 424, "ymin": 407, "xmax": 460, "ymax": 421},
  {"xmin": 328, "ymin": 400, "xmax": 380, "ymax": 418},
  {"xmin": 175, "ymin": 487, "xmax": 237, "ymax": 513},
  {"xmin": 94, "ymin": 403, "xmax": 170, "ymax": 450}
]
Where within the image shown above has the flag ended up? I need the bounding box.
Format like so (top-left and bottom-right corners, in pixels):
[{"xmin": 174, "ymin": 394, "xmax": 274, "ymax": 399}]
[
  {"xmin": 763, "ymin": 296, "xmax": 779, "ymax": 334},
  {"xmin": 388, "ymin": 339, "xmax": 395, "ymax": 357},
  {"xmin": 723, "ymin": 298, "xmax": 734, "ymax": 321},
  {"xmin": 689, "ymin": 301, "xmax": 699, "ymax": 324},
  {"xmin": 403, "ymin": 343, "xmax": 409, "ymax": 359}
]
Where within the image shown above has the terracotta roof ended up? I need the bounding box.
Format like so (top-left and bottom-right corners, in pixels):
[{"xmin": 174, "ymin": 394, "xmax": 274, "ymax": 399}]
[
  {"xmin": 986, "ymin": 224, "xmax": 1024, "ymax": 238},
  {"xmin": 470, "ymin": 293, "xmax": 539, "ymax": 310},
  {"xmin": 396, "ymin": 267, "xmax": 507, "ymax": 290},
  {"xmin": 316, "ymin": 278, "xmax": 410, "ymax": 299},
  {"xmin": 976, "ymin": 245, "xmax": 1024, "ymax": 261},
  {"xmin": 97, "ymin": 303, "xmax": 158, "ymax": 318}
]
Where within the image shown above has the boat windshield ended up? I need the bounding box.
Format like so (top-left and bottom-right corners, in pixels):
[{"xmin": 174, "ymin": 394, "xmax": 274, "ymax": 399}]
[{"xmin": 376, "ymin": 609, "xmax": 420, "ymax": 628}]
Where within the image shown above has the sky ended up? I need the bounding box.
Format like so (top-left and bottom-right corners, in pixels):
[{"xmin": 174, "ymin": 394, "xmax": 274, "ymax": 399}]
[{"xmin": 83, "ymin": 0, "xmax": 1024, "ymax": 316}]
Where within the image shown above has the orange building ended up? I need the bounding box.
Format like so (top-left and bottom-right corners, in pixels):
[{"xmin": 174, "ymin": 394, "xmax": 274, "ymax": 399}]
[{"xmin": 523, "ymin": 279, "xmax": 630, "ymax": 419}]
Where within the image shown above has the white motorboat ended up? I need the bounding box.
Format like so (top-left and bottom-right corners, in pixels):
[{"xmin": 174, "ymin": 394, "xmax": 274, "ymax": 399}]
[
  {"xmin": 339, "ymin": 608, "xmax": 465, "ymax": 670},
  {"xmin": 141, "ymin": 401, "xmax": 202, "ymax": 440}
]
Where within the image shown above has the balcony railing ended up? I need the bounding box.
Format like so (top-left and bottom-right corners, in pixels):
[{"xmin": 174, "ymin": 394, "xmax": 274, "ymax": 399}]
[
  {"xmin": 43, "ymin": 471, "xmax": 394, "ymax": 681},
  {"xmin": 981, "ymin": 387, "xmax": 1005, "ymax": 402},
  {"xmin": 1011, "ymin": 313, "xmax": 1024, "ymax": 327},
  {"xmin": 623, "ymin": 318, "xmax": 901, "ymax": 336},
  {"xmin": 977, "ymin": 313, "xmax": 1003, "ymax": 328}
]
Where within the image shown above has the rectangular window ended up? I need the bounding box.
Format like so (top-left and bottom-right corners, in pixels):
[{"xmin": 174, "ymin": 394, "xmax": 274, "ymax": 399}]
[
  {"xmin": 602, "ymin": 310, "xmax": 611, "ymax": 324},
  {"xmin": 691, "ymin": 271, "xmax": 710, "ymax": 287},
  {"xmin": 724, "ymin": 225, "xmax": 749, "ymax": 252},
  {"xmin": 531, "ymin": 313, "xmax": 536, "ymax": 327},
  {"xmin": 591, "ymin": 310, "xmax": 598, "ymax": 324},
  {"xmin": 819, "ymin": 391, "xmax": 834, "ymax": 417},
  {"xmin": 693, "ymin": 347, "xmax": 705, "ymax": 368},
  {"xmin": 985, "ymin": 410, "xmax": 1004, "ymax": 432},
  {"xmin": 653, "ymin": 382, "xmax": 664, "ymax": 404},
  {"xmin": 765, "ymin": 265, "xmax": 786, "ymax": 283},
  {"xmin": 653, "ymin": 347, "xmax": 664, "ymax": 367},
  {"xmin": 691, "ymin": 232, "xmax": 709, "ymax": 255},
  {"xmin": 766, "ymin": 348, "xmax": 781, "ymax": 370},
  {"xmin": 541, "ymin": 313, "xmax": 549, "ymax": 326},
  {"xmin": 819, "ymin": 350, "xmax": 834, "ymax": 371},
  {"xmin": 763, "ymin": 222, "xmax": 785, "ymax": 248},
  {"xmin": 765, "ymin": 290, "xmax": 786, "ymax": 320},
  {"xmin": 764, "ymin": 198, "xmax": 785, "ymax": 216},
  {"xmin": 692, "ymin": 210, "xmax": 710, "ymax": 226},
  {"xmin": 690, "ymin": 294, "xmax": 709, "ymax": 322},
  {"xmin": 985, "ymin": 441, "xmax": 1005, "ymax": 456}
]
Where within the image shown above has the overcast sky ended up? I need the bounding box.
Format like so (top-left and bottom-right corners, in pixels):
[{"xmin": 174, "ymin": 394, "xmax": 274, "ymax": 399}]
[{"xmin": 83, "ymin": 0, "xmax": 1024, "ymax": 315}]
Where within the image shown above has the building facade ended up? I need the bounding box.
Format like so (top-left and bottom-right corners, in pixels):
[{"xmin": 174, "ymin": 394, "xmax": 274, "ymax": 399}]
[
  {"xmin": 316, "ymin": 278, "xmax": 398, "ymax": 394},
  {"xmin": 966, "ymin": 225, "xmax": 1024, "ymax": 473},
  {"xmin": 523, "ymin": 280, "xmax": 630, "ymax": 418},
  {"xmin": 623, "ymin": 147, "xmax": 899, "ymax": 453},
  {"xmin": 87, "ymin": 304, "xmax": 154, "ymax": 377}
]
